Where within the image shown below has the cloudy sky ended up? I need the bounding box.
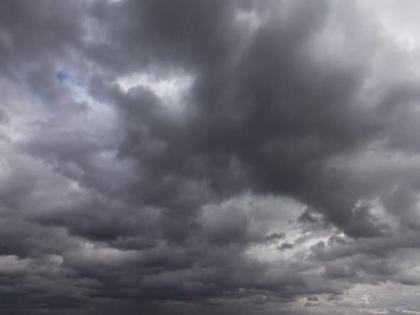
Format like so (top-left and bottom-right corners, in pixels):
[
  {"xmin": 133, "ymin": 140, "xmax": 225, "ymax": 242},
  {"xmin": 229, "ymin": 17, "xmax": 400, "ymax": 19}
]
[{"xmin": 2, "ymin": 0, "xmax": 420, "ymax": 314}]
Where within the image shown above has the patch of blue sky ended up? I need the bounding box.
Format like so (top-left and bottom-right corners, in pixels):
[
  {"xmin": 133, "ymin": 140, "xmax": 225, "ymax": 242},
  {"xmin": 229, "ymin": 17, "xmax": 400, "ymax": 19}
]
[
  {"xmin": 55, "ymin": 70, "xmax": 84, "ymax": 87},
  {"xmin": 55, "ymin": 70, "xmax": 68, "ymax": 83}
]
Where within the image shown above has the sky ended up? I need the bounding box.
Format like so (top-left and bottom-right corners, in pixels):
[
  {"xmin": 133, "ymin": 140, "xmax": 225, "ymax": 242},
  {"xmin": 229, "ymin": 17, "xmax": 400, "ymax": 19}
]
[{"xmin": 1, "ymin": 0, "xmax": 420, "ymax": 314}]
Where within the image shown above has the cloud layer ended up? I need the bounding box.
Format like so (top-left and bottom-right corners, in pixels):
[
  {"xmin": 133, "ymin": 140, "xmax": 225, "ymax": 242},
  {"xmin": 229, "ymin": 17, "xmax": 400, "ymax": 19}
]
[{"xmin": 1, "ymin": 0, "xmax": 420, "ymax": 314}]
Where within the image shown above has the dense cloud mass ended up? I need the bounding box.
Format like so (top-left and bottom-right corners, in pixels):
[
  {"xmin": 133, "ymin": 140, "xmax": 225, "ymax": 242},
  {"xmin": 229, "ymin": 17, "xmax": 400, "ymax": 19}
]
[{"xmin": 2, "ymin": 0, "xmax": 420, "ymax": 314}]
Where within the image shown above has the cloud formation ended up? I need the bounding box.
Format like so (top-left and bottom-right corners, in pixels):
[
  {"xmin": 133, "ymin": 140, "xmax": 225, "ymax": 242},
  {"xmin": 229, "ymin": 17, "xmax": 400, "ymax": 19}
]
[{"xmin": 1, "ymin": 0, "xmax": 420, "ymax": 314}]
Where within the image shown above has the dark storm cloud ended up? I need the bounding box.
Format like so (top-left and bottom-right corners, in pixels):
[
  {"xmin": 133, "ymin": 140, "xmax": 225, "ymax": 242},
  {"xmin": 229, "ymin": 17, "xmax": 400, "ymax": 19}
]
[
  {"xmin": 87, "ymin": 0, "xmax": 381, "ymax": 237},
  {"xmin": 2, "ymin": 0, "xmax": 420, "ymax": 314},
  {"xmin": 0, "ymin": 0, "xmax": 87, "ymax": 80}
]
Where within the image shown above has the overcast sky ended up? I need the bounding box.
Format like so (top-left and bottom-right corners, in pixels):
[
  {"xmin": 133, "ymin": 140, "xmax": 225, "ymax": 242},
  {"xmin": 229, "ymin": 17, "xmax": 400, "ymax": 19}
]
[{"xmin": 2, "ymin": 0, "xmax": 420, "ymax": 314}]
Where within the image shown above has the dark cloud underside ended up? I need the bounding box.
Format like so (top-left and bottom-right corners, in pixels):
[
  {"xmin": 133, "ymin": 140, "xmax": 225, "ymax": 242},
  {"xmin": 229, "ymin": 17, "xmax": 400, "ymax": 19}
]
[{"xmin": 1, "ymin": 0, "xmax": 420, "ymax": 314}]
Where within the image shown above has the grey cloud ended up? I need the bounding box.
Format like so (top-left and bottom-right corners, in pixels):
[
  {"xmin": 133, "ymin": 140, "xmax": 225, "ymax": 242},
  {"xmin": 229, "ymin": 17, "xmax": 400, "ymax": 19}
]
[
  {"xmin": 304, "ymin": 295, "xmax": 319, "ymax": 307},
  {"xmin": 1, "ymin": 0, "xmax": 420, "ymax": 314}
]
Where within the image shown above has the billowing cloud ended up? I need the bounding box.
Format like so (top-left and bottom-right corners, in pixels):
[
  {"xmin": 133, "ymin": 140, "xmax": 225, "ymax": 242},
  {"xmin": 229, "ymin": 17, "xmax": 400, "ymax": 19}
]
[{"xmin": 1, "ymin": 0, "xmax": 420, "ymax": 314}]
